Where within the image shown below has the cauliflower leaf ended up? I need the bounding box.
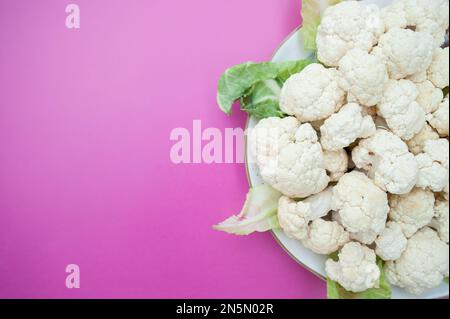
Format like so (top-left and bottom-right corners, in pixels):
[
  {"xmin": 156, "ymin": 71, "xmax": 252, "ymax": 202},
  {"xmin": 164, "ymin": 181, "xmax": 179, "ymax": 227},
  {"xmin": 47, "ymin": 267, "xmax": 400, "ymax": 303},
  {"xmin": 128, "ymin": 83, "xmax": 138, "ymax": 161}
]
[
  {"xmin": 299, "ymin": 0, "xmax": 341, "ymax": 51},
  {"xmin": 217, "ymin": 60, "xmax": 311, "ymax": 117},
  {"xmin": 213, "ymin": 184, "xmax": 282, "ymax": 235},
  {"xmin": 327, "ymin": 258, "xmax": 392, "ymax": 299}
]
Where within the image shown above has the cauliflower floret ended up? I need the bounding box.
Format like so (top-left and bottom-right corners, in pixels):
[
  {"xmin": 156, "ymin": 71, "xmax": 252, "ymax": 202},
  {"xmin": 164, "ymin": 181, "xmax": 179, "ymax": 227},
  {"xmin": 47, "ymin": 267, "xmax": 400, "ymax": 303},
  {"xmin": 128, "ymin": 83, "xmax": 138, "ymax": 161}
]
[
  {"xmin": 326, "ymin": 242, "xmax": 381, "ymax": 293},
  {"xmin": 316, "ymin": 1, "xmax": 385, "ymax": 67},
  {"xmin": 250, "ymin": 119, "xmax": 330, "ymax": 198},
  {"xmin": 428, "ymin": 47, "xmax": 450, "ymax": 89},
  {"xmin": 338, "ymin": 48, "xmax": 388, "ymax": 107},
  {"xmin": 428, "ymin": 96, "xmax": 449, "ymax": 137},
  {"xmin": 280, "ymin": 64, "xmax": 345, "ymax": 122},
  {"xmin": 430, "ymin": 199, "xmax": 449, "ymax": 243},
  {"xmin": 352, "ymin": 130, "xmax": 419, "ymax": 194},
  {"xmin": 389, "ymin": 188, "xmax": 435, "ymax": 238},
  {"xmin": 416, "ymin": 139, "xmax": 449, "ymax": 193},
  {"xmin": 406, "ymin": 123, "xmax": 440, "ymax": 155},
  {"xmin": 375, "ymin": 221, "xmax": 408, "ymax": 261},
  {"xmin": 323, "ymin": 149, "xmax": 348, "ymax": 182},
  {"xmin": 301, "ymin": 219, "xmax": 350, "ymax": 255},
  {"xmin": 416, "ymin": 80, "xmax": 444, "ymax": 115},
  {"xmin": 376, "ymin": 79, "xmax": 426, "ymax": 141},
  {"xmin": 332, "ymin": 171, "xmax": 388, "ymax": 236},
  {"xmin": 382, "ymin": 0, "xmax": 449, "ymax": 46},
  {"xmin": 320, "ymin": 103, "xmax": 376, "ymax": 151},
  {"xmin": 386, "ymin": 227, "xmax": 449, "ymax": 295},
  {"xmin": 351, "ymin": 230, "xmax": 379, "ymax": 245},
  {"xmin": 277, "ymin": 187, "xmax": 334, "ymax": 240},
  {"xmin": 373, "ymin": 28, "xmax": 434, "ymax": 80}
]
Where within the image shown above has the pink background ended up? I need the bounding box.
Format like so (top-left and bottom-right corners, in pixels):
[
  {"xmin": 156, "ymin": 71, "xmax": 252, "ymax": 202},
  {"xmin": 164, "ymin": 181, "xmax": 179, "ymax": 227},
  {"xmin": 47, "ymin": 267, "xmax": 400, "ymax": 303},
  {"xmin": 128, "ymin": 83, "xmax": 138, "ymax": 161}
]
[{"xmin": 0, "ymin": 0, "xmax": 325, "ymax": 298}]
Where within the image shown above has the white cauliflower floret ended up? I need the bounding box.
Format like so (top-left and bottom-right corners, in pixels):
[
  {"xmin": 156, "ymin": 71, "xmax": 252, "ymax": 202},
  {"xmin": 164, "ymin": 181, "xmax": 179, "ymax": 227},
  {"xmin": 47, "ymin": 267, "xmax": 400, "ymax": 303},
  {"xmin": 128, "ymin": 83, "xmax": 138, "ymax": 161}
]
[
  {"xmin": 326, "ymin": 242, "xmax": 381, "ymax": 293},
  {"xmin": 382, "ymin": 0, "xmax": 449, "ymax": 46},
  {"xmin": 416, "ymin": 139, "xmax": 449, "ymax": 193},
  {"xmin": 332, "ymin": 171, "xmax": 388, "ymax": 236},
  {"xmin": 428, "ymin": 47, "xmax": 449, "ymax": 89},
  {"xmin": 301, "ymin": 219, "xmax": 350, "ymax": 255},
  {"xmin": 373, "ymin": 28, "xmax": 434, "ymax": 80},
  {"xmin": 320, "ymin": 103, "xmax": 376, "ymax": 151},
  {"xmin": 376, "ymin": 79, "xmax": 425, "ymax": 141},
  {"xmin": 406, "ymin": 123, "xmax": 439, "ymax": 155},
  {"xmin": 277, "ymin": 188, "xmax": 334, "ymax": 240},
  {"xmin": 323, "ymin": 149, "xmax": 348, "ymax": 182},
  {"xmin": 430, "ymin": 199, "xmax": 449, "ymax": 243},
  {"xmin": 250, "ymin": 118, "xmax": 330, "ymax": 198},
  {"xmin": 351, "ymin": 230, "xmax": 379, "ymax": 245},
  {"xmin": 386, "ymin": 227, "xmax": 449, "ymax": 295},
  {"xmin": 280, "ymin": 64, "xmax": 345, "ymax": 122},
  {"xmin": 352, "ymin": 130, "xmax": 419, "ymax": 194},
  {"xmin": 416, "ymin": 80, "xmax": 444, "ymax": 115},
  {"xmin": 428, "ymin": 96, "xmax": 449, "ymax": 137},
  {"xmin": 316, "ymin": 1, "xmax": 385, "ymax": 67},
  {"xmin": 338, "ymin": 48, "xmax": 388, "ymax": 107},
  {"xmin": 389, "ymin": 188, "xmax": 435, "ymax": 238},
  {"xmin": 375, "ymin": 221, "xmax": 408, "ymax": 261}
]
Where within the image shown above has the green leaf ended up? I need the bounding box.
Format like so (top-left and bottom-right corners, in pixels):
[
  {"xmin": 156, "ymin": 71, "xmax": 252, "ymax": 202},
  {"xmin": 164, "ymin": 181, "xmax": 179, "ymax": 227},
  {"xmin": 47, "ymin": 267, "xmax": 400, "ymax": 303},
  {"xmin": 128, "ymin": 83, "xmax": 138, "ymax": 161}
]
[
  {"xmin": 216, "ymin": 60, "xmax": 312, "ymax": 117},
  {"xmin": 213, "ymin": 184, "xmax": 282, "ymax": 235},
  {"xmin": 327, "ymin": 258, "xmax": 392, "ymax": 299},
  {"xmin": 299, "ymin": 0, "xmax": 341, "ymax": 51}
]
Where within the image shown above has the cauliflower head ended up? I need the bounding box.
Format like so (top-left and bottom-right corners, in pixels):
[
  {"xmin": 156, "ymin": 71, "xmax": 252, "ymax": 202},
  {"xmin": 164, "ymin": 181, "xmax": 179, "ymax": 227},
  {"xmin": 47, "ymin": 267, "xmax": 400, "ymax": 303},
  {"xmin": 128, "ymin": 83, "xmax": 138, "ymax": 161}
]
[
  {"xmin": 389, "ymin": 188, "xmax": 435, "ymax": 238},
  {"xmin": 326, "ymin": 242, "xmax": 381, "ymax": 293},
  {"xmin": 428, "ymin": 47, "xmax": 450, "ymax": 89},
  {"xmin": 352, "ymin": 130, "xmax": 419, "ymax": 194},
  {"xmin": 376, "ymin": 79, "xmax": 426, "ymax": 141},
  {"xmin": 250, "ymin": 118, "xmax": 330, "ymax": 198},
  {"xmin": 428, "ymin": 95, "xmax": 449, "ymax": 137},
  {"xmin": 332, "ymin": 171, "xmax": 389, "ymax": 235},
  {"xmin": 301, "ymin": 219, "xmax": 350, "ymax": 255},
  {"xmin": 375, "ymin": 221, "xmax": 408, "ymax": 261},
  {"xmin": 316, "ymin": 1, "xmax": 384, "ymax": 67},
  {"xmin": 373, "ymin": 28, "xmax": 434, "ymax": 80},
  {"xmin": 338, "ymin": 48, "xmax": 388, "ymax": 107},
  {"xmin": 323, "ymin": 149, "xmax": 349, "ymax": 182},
  {"xmin": 406, "ymin": 123, "xmax": 440, "ymax": 155},
  {"xmin": 416, "ymin": 138, "xmax": 449, "ymax": 193},
  {"xmin": 430, "ymin": 199, "xmax": 449, "ymax": 244},
  {"xmin": 280, "ymin": 63, "xmax": 345, "ymax": 122},
  {"xmin": 416, "ymin": 80, "xmax": 444, "ymax": 115},
  {"xmin": 386, "ymin": 227, "xmax": 449, "ymax": 295},
  {"xmin": 320, "ymin": 103, "xmax": 376, "ymax": 151}
]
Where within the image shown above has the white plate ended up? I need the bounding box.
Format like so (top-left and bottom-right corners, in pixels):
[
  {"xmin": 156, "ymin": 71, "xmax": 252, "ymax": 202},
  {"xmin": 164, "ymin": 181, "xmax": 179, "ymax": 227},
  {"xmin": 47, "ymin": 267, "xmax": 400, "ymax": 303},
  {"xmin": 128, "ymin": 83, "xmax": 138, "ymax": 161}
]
[{"xmin": 245, "ymin": 0, "xmax": 449, "ymax": 299}]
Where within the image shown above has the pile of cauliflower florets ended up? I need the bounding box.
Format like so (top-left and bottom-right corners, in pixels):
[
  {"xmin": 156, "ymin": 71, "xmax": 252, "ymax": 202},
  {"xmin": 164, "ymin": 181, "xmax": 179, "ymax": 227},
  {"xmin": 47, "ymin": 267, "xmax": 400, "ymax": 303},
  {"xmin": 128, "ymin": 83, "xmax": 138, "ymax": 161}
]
[{"xmin": 250, "ymin": 0, "xmax": 449, "ymax": 295}]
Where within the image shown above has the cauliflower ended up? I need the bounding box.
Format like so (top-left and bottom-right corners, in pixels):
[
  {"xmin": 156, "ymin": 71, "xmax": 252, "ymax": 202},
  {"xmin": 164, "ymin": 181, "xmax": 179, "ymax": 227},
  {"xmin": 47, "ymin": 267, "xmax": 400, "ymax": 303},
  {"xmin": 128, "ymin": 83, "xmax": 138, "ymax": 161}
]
[
  {"xmin": 326, "ymin": 242, "xmax": 381, "ymax": 293},
  {"xmin": 428, "ymin": 47, "xmax": 450, "ymax": 89},
  {"xmin": 428, "ymin": 96, "xmax": 449, "ymax": 137},
  {"xmin": 352, "ymin": 130, "xmax": 419, "ymax": 194},
  {"xmin": 301, "ymin": 219, "xmax": 350, "ymax": 255},
  {"xmin": 406, "ymin": 123, "xmax": 439, "ymax": 155},
  {"xmin": 332, "ymin": 171, "xmax": 389, "ymax": 236},
  {"xmin": 323, "ymin": 149, "xmax": 348, "ymax": 182},
  {"xmin": 430, "ymin": 199, "xmax": 449, "ymax": 243},
  {"xmin": 351, "ymin": 230, "xmax": 380, "ymax": 245},
  {"xmin": 338, "ymin": 48, "xmax": 388, "ymax": 107},
  {"xmin": 279, "ymin": 63, "xmax": 345, "ymax": 122},
  {"xmin": 250, "ymin": 118, "xmax": 330, "ymax": 198},
  {"xmin": 389, "ymin": 188, "xmax": 435, "ymax": 238},
  {"xmin": 386, "ymin": 227, "xmax": 449, "ymax": 295},
  {"xmin": 375, "ymin": 221, "xmax": 408, "ymax": 261},
  {"xmin": 376, "ymin": 79, "xmax": 426, "ymax": 141},
  {"xmin": 277, "ymin": 187, "xmax": 333, "ymax": 240},
  {"xmin": 382, "ymin": 0, "xmax": 449, "ymax": 46},
  {"xmin": 316, "ymin": 1, "xmax": 385, "ymax": 67},
  {"xmin": 320, "ymin": 103, "xmax": 376, "ymax": 151},
  {"xmin": 373, "ymin": 28, "xmax": 434, "ymax": 80},
  {"xmin": 416, "ymin": 80, "xmax": 444, "ymax": 115},
  {"xmin": 416, "ymin": 139, "xmax": 449, "ymax": 193}
]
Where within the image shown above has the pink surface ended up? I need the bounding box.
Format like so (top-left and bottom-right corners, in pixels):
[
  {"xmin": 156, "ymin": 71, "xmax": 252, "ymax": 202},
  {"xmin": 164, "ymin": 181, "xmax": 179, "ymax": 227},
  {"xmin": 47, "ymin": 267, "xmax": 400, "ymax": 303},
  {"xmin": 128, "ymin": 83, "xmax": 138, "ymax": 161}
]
[{"xmin": 0, "ymin": 0, "xmax": 325, "ymax": 298}]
